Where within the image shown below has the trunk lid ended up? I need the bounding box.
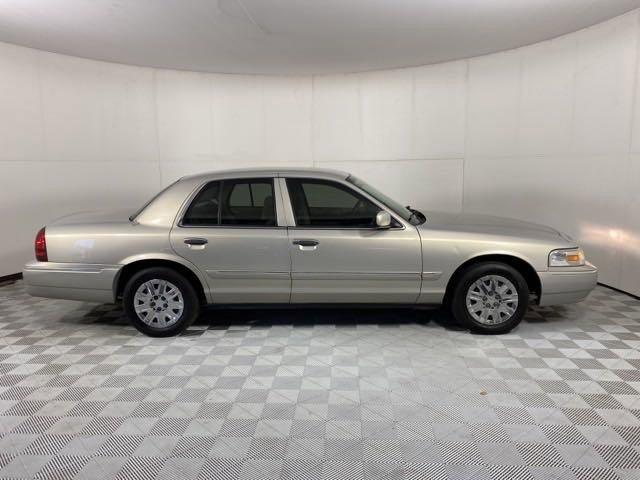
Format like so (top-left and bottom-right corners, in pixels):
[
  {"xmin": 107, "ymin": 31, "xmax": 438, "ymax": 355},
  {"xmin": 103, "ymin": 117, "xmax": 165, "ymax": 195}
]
[{"xmin": 48, "ymin": 209, "xmax": 133, "ymax": 226}]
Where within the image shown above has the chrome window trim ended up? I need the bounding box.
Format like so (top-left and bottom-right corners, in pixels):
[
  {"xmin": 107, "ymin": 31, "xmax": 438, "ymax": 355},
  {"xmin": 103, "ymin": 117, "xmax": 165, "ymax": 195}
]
[
  {"xmin": 277, "ymin": 177, "xmax": 296, "ymax": 227},
  {"xmin": 176, "ymin": 177, "xmax": 287, "ymax": 229},
  {"xmin": 287, "ymin": 226, "xmax": 405, "ymax": 231},
  {"xmin": 177, "ymin": 225, "xmax": 287, "ymax": 230},
  {"xmin": 280, "ymin": 176, "xmax": 408, "ymax": 231}
]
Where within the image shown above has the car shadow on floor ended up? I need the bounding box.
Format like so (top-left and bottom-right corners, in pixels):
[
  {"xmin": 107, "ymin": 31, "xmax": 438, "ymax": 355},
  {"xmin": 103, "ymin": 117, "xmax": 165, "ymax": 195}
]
[
  {"xmin": 188, "ymin": 305, "xmax": 479, "ymax": 335},
  {"xmin": 70, "ymin": 302, "xmax": 464, "ymax": 331},
  {"xmin": 70, "ymin": 301, "xmax": 570, "ymax": 335},
  {"xmin": 192, "ymin": 304, "xmax": 571, "ymax": 332},
  {"xmin": 196, "ymin": 305, "xmax": 442, "ymax": 328}
]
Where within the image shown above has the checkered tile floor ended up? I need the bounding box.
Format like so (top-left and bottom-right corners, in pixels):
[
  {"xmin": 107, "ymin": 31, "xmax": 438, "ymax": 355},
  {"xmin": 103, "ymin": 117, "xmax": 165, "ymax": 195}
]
[{"xmin": 1, "ymin": 281, "xmax": 640, "ymax": 480}]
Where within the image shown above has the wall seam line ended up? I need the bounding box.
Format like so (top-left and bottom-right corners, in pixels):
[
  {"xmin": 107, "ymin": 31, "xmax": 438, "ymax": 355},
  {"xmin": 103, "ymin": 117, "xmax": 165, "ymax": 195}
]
[
  {"xmin": 35, "ymin": 50, "xmax": 47, "ymax": 161},
  {"xmin": 619, "ymin": 9, "xmax": 640, "ymax": 290},
  {"xmin": 311, "ymin": 74, "xmax": 316, "ymax": 168},
  {"xmin": 152, "ymin": 68, "xmax": 162, "ymax": 188},
  {"xmin": 461, "ymin": 59, "xmax": 471, "ymax": 213}
]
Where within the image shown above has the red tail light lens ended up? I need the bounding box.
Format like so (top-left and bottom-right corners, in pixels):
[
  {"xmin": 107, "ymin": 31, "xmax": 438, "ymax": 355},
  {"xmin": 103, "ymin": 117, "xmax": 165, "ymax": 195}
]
[{"xmin": 35, "ymin": 227, "xmax": 47, "ymax": 262}]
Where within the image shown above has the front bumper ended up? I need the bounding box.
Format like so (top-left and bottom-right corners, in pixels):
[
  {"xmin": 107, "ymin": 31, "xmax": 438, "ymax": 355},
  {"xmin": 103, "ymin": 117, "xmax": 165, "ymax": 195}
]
[
  {"xmin": 537, "ymin": 262, "xmax": 598, "ymax": 306},
  {"xmin": 23, "ymin": 262, "xmax": 120, "ymax": 303}
]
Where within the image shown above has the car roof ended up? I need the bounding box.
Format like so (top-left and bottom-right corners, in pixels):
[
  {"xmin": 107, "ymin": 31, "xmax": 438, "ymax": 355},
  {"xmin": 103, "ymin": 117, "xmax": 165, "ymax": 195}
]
[{"xmin": 179, "ymin": 167, "xmax": 350, "ymax": 182}]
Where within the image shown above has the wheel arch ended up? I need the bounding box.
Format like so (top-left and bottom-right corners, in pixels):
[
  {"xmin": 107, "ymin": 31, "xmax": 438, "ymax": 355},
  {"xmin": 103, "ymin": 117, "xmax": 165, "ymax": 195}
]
[
  {"xmin": 443, "ymin": 253, "xmax": 541, "ymax": 305},
  {"xmin": 114, "ymin": 255, "xmax": 209, "ymax": 304}
]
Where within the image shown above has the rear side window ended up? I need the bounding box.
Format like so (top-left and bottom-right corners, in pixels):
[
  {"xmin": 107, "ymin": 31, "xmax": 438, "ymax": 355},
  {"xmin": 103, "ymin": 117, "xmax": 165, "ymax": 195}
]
[
  {"xmin": 221, "ymin": 179, "xmax": 276, "ymax": 226},
  {"xmin": 286, "ymin": 178, "xmax": 380, "ymax": 228},
  {"xmin": 182, "ymin": 181, "xmax": 221, "ymax": 225},
  {"xmin": 182, "ymin": 178, "xmax": 276, "ymax": 227}
]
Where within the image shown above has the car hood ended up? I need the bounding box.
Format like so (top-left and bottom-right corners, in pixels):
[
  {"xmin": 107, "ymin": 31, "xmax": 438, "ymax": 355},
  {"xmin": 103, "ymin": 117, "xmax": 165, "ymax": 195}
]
[
  {"xmin": 49, "ymin": 208, "xmax": 133, "ymax": 226},
  {"xmin": 417, "ymin": 210, "xmax": 571, "ymax": 243}
]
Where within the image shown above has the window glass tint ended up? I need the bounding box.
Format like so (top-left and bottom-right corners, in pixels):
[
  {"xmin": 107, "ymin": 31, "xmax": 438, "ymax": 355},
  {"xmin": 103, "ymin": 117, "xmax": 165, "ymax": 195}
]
[
  {"xmin": 303, "ymin": 183, "xmax": 359, "ymax": 209},
  {"xmin": 346, "ymin": 175, "xmax": 415, "ymax": 223},
  {"xmin": 250, "ymin": 183, "xmax": 272, "ymax": 206},
  {"xmin": 182, "ymin": 181, "xmax": 221, "ymax": 225},
  {"xmin": 229, "ymin": 183, "xmax": 251, "ymax": 207},
  {"xmin": 220, "ymin": 179, "xmax": 276, "ymax": 226},
  {"xmin": 286, "ymin": 178, "xmax": 379, "ymax": 227}
]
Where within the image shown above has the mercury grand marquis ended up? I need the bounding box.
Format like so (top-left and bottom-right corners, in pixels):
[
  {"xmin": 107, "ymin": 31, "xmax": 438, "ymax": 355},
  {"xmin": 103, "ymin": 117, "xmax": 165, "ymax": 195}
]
[{"xmin": 23, "ymin": 168, "xmax": 598, "ymax": 336}]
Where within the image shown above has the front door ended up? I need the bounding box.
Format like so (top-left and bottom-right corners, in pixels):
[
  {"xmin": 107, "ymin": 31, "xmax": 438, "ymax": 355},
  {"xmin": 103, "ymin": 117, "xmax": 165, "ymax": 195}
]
[
  {"xmin": 171, "ymin": 177, "xmax": 290, "ymax": 303},
  {"xmin": 283, "ymin": 177, "xmax": 422, "ymax": 303}
]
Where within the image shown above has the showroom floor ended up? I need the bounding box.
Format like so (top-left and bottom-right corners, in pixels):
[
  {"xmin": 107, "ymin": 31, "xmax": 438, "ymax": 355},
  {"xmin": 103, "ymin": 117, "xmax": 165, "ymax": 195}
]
[{"xmin": 0, "ymin": 282, "xmax": 639, "ymax": 480}]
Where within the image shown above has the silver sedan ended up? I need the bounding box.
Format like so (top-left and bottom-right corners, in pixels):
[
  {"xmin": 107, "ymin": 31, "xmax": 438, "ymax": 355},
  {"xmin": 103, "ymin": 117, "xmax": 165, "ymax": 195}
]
[{"xmin": 23, "ymin": 168, "xmax": 597, "ymax": 336}]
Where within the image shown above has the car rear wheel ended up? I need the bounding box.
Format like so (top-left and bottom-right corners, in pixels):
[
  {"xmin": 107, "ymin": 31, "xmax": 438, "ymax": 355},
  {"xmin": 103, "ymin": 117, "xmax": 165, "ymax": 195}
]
[
  {"xmin": 450, "ymin": 262, "xmax": 529, "ymax": 334},
  {"xmin": 123, "ymin": 267, "xmax": 199, "ymax": 337}
]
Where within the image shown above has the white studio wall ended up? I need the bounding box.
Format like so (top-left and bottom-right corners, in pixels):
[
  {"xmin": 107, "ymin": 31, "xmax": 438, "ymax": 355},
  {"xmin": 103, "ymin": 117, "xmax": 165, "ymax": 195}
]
[{"xmin": 1, "ymin": 10, "xmax": 639, "ymax": 295}]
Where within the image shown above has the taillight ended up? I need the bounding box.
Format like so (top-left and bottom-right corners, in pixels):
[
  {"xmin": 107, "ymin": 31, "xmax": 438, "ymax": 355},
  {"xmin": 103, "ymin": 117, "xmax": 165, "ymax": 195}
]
[{"xmin": 35, "ymin": 227, "xmax": 47, "ymax": 262}]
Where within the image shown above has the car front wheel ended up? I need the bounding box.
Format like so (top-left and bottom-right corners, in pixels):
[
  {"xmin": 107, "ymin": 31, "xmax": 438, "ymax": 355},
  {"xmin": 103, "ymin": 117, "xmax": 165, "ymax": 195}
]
[
  {"xmin": 123, "ymin": 267, "xmax": 200, "ymax": 337},
  {"xmin": 450, "ymin": 262, "xmax": 529, "ymax": 334}
]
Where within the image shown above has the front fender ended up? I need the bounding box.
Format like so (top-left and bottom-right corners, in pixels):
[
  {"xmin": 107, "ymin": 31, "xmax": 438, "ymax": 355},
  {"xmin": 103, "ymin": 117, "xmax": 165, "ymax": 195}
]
[{"xmin": 461, "ymin": 249, "xmax": 541, "ymax": 273}]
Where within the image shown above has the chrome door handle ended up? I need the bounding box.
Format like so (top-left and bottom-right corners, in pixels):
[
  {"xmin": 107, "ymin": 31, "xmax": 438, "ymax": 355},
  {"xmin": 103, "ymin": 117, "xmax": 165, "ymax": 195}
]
[
  {"xmin": 184, "ymin": 237, "xmax": 208, "ymax": 246},
  {"xmin": 293, "ymin": 239, "xmax": 319, "ymax": 251},
  {"xmin": 292, "ymin": 239, "xmax": 319, "ymax": 247}
]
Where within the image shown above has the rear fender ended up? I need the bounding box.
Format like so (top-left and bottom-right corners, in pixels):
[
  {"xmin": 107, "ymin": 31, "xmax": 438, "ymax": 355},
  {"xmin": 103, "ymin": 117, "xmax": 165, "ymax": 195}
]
[{"xmin": 114, "ymin": 253, "xmax": 212, "ymax": 303}]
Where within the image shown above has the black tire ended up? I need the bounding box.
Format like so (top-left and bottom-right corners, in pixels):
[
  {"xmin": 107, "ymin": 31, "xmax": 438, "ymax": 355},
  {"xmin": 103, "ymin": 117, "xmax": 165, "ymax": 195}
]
[
  {"xmin": 450, "ymin": 262, "xmax": 529, "ymax": 334},
  {"xmin": 123, "ymin": 267, "xmax": 200, "ymax": 337}
]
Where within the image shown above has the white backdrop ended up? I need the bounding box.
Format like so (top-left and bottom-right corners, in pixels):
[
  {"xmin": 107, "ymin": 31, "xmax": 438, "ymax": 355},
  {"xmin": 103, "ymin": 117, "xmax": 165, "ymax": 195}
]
[{"xmin": 1, "ymin": 10, "xmax": 639, "ymax": 295}]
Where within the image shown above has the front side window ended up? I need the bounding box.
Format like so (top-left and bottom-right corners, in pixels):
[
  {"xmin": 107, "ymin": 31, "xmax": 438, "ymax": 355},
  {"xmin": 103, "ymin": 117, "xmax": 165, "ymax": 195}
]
[
  {"xmin": 286, "ymin": 178, "xmax": 381, "ymax": 228},
  {"xmin": 182, "ymin": 178, "xmax": 276, "ymax": 226},
  {"xmin": 346, "ymin": 175, "xmax": 425, "ymax": 225}
]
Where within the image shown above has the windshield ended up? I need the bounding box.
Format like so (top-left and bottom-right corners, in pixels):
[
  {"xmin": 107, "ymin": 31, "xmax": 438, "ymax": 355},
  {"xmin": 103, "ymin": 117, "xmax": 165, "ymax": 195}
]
[{"xmin": 346, "ymin": 175, "xmax": 424, "ymax": 225}]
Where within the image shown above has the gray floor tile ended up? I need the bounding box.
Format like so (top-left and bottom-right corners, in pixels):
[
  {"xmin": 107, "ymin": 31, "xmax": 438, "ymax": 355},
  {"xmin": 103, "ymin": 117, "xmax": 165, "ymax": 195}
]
[{"xmin": 0, "ymin": 282, "xmax": 639, "ymax": 479}]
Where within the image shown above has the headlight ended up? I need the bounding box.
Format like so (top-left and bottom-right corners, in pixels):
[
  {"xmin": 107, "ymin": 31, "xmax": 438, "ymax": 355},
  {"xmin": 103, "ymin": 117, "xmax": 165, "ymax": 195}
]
[{"xmin": 549, "ymin": 247, "xmax": 585, "ymax": 267}]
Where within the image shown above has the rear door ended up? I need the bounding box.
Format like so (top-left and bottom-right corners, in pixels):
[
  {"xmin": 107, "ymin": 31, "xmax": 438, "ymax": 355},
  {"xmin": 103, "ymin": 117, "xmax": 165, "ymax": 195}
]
[
  {"xmin": 282, "ymin": 177, "xmax": 422, "ymax": 303},
  {"xmin": 171, "ymin": 177, "xmax": 291, "ymax": 303}
]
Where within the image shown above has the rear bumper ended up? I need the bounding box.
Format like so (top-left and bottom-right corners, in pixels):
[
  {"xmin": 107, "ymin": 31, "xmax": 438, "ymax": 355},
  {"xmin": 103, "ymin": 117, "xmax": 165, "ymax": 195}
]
[
  {"xmin": 537, "ymin": 262, "xmax": 598, "ymax": 306},
  {"xmin": 23, "ymin": 261, "xmax": 120, "ymax": 303}
]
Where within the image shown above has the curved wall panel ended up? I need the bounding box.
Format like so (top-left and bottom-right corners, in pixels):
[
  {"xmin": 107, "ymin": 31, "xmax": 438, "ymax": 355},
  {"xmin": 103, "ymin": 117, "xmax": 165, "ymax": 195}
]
[{"xmin": 1, "ymin": 10, "xmax": 639, "ymax": 295}]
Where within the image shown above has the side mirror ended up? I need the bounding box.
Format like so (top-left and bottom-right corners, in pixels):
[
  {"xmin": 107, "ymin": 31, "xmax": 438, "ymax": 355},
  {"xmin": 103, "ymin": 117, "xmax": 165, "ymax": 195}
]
[{"xmin": 375, "ymin": 210, "xmax": 391, "ymax": 228}]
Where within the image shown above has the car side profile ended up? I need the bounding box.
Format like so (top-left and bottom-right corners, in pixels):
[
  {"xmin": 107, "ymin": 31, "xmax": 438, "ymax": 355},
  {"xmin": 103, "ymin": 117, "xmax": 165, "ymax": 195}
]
[{"xmin": 23, "ymin": 168, "xmax": 598, "ymax": 336}]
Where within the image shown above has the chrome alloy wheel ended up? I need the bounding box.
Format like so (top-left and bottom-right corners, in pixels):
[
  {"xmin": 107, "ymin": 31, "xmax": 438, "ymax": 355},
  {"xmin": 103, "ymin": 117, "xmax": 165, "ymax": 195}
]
[
  {"xmin": 133, "ymin": 279, "xmax": 184, "ymax": 327},
  {"xmin": 465, "ymin": 274, "xmax": 519, "ymax": 325}
]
